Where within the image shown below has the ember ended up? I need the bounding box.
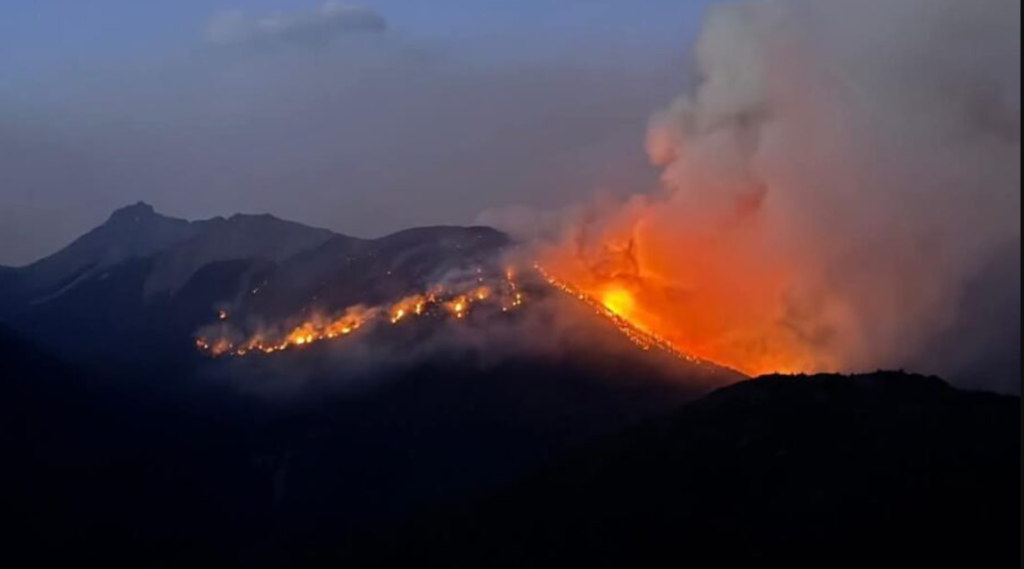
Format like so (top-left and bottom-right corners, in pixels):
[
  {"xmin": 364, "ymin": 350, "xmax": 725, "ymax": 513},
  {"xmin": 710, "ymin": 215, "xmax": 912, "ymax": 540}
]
[{"xmin": 197, "ymin": 269, "xmax": 526, "ymax": 358}]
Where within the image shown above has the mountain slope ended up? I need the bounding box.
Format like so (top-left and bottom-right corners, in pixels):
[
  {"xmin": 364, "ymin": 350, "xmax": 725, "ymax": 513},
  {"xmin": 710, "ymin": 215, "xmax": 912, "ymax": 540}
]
[
  {"xmin": 0, "ymin": 324, "xmax": 269, "ymax": 565},
  {"xmin": 0, "ymin": 204, "xmax": 737, "ymax": 386},
  {"xmin": 0, "ymin": 202, "xmax": 532, "ymax": 374},
  {"xmin": 0, "ymin": 307, "xmax": 730, "ymax": 566},
  {"xmin": 236, "ymin": 226, "xmax": 511, "ymax": 322},
  {"xmin": 362, "ymin": 372, "xmax": 1020, "ymax": 568},
  {"xmin": 143, "ymin": 214, "xmax": 336, "ymax": 296},
  {"xmin": 15, "ymin": 203, "xmax": 202, "ymax": 297}
]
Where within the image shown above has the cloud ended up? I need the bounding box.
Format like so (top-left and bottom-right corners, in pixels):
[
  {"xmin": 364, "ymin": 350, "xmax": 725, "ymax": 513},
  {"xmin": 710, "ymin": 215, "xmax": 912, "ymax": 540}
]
[{"xmin": 206, "ymin": 2, "xmax": 387, "ymax": 49}]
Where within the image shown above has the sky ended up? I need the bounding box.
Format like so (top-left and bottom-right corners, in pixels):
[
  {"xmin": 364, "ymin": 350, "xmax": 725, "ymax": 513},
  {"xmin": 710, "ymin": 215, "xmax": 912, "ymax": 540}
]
[{"xmin": 0, "ymin": 0, "xmax": 712, "ymax": 265}]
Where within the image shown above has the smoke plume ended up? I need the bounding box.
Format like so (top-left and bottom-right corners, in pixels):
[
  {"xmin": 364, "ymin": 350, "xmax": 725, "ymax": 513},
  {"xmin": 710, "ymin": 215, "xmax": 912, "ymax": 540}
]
[{"xmin": 534, "ymin": 0, "xmax": 1020, "ymax": 390}]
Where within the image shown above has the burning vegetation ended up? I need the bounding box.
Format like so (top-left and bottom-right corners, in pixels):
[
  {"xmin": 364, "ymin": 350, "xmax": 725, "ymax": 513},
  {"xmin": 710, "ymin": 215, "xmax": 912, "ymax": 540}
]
[
  {"xmin": 196, "ymin": 268, "xmax": 528, "ymax": 358},
  {"xmin": 199, "ymin": 0, "xmax": 1018, "ymax": 382},
  {"xmin": 504, "ymin": 0, "xmax": 1020, "ymax": 381},
  {"xmin": 195, "ymin": 263, "xmax": 716, "ymax": 369},
  {"xmin": 535, "ymin": 265, "xmax": 708, "ymax": 367}
]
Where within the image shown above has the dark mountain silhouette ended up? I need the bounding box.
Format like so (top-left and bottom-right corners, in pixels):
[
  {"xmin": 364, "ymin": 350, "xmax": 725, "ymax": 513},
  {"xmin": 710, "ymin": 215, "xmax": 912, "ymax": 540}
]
[
  {"xmin": 143, "ymin": 213, "xmax": 336, "ymax": 296},
  {"xmin": 355, "ymin": 372, "xmax": 1020, "ymax": 569},
  {"xmin": 0, "ymin": 324, "xmax": 270, "ymax": 564},
  {"xmin": 0, "ymin": 205, "xmax": 736, "ymax": 565},
  {"xmin": 1, "ymin": 206, "xmax": 1017, "ymax": 568},
  {"xmin": 14, "ymin": 202, "xmax": 201, "ymax": 296},
  {"xmin": 0, "ymin": 319, "xmax": 725, "ymax": 567},
  {"xmin": 0, "ymin": 205, "xmax": 514, "ymax": 370},
  {"xmin": 233, "ymin": 225, "xmax": 511, "ymax": 323},
  {"xmin": 8, "ymin": 345, "xmax": 1011, "ymax": 567}
]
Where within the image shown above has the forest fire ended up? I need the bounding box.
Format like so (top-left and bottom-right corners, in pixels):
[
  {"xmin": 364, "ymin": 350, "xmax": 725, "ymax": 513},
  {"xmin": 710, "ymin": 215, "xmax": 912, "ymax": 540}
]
[
  {"xmin": 196, "ymin": 263, "xmax": 722, "ymax": 368},
  {"xmin": 197, "ymin": 271, "xmax": 526, "ymax": 358},
  {"xmin": 534, "ymin": 246, "xmax": 822, "ymax": 378},
  {"xmin": 535, "ymin": 265, "xmax": 708, "ymax": 367}
]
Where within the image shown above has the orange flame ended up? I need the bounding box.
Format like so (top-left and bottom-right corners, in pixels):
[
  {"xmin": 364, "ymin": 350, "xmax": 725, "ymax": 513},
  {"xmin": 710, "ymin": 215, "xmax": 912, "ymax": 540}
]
[
  {"xmin": 197, "ymin": 269, "xmax": 527, "ymax": 358},
  {"xmin": 536, "ymin": 218, "xmax": 829, "ymax": 377}
]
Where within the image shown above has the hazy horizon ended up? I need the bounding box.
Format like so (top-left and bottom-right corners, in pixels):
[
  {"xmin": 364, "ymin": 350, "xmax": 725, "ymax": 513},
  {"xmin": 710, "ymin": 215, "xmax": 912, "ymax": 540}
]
[{"xmin": 1, "ymin": 0, "xmax": 710, "ymax": 266}]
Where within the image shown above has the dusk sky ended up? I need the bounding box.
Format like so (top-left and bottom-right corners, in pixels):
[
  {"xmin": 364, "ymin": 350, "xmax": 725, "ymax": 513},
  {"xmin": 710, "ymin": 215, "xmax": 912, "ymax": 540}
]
[{"xmin": 1, "ymin": 1, "xmax": 711, "ymax": 265}]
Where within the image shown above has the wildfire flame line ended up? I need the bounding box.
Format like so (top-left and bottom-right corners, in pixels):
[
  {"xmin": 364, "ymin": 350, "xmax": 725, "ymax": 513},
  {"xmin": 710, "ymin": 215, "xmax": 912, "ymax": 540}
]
[
  {"xmin": 197, "ymin": 272, "xmax": 525, "ymax": 358},
  {"xmin": 534, "ymin": 264, "xmax": 710, "ymax": 367},
  {"xmin": 197, "ymin": 264, "xmax": 718, "ymax": 369}
]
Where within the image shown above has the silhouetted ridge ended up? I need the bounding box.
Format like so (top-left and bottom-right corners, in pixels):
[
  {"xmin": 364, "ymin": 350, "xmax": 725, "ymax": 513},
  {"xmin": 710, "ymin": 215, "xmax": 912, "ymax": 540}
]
[
  {"xmin": 143, "ymin": 213, "xmax": 335, "ymax": 295},
  {"xmin": 363, "ymin": 372, "xmax": 1019, "ymax": 569},
  {"xmin": 0, "ymin": 204, "xmax": 530, "ymax": 370},
  {"xmin": 106, "ymin": 201, "xmax": 159, "ymax": 223},
  {"xmin": 16, "ymin": 203, "xmax": 199, "ymax": 296}
]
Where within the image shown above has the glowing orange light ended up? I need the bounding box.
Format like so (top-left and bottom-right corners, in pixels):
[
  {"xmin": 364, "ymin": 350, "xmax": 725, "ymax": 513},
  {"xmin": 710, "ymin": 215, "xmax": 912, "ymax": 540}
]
[
  {"xmin": 198, "ymin": 271, "xmax": 531, "ymax": 358},
  {"xmin": 601, "ymin": 288, "xmax": 636, "ymax": 318}
]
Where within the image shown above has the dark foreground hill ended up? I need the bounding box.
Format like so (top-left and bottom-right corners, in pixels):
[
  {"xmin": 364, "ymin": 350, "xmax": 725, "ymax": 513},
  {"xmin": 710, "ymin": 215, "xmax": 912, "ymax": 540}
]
[
  {"xmin": 0, "ymin": 205, "xmax": 742, "ymax": 567},
  {"xmin": 0, "ymin": 321, "xmax": 727, "ymax": 566},
  {"xmin": 1, "ymin": 205, "xmax": 1018, "ymax": 567},
  {"xmin": 1, "ymin": 325, "xmax": 1017, "ymax": 567},
  {"xmin": 345, "ymin": 373, "xmax": 1020, "ymax": 569}
]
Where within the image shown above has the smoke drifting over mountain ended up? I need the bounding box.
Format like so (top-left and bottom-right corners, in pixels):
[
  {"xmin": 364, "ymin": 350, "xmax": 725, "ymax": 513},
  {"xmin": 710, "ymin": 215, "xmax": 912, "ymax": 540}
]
[{"xmin": 530, "ymin": 0, "xmax": 1020, "ymax": 391}]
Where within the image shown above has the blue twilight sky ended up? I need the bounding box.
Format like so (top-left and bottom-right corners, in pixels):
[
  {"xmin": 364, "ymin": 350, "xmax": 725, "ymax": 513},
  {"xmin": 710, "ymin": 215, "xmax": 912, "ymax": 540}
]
[
  {"xmin": 0, "ymin": 0, "xmax": 704, "ymax": 57},
  {"xmin": 0, "ymin": 1, "xmax": 713, "ymax": 265}
]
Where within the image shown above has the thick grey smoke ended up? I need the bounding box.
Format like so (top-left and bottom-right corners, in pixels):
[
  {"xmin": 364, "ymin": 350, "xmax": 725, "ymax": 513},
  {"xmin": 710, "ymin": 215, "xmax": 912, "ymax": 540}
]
[
  {"xmin": 206, "ymin": 2, "xmax": 387, "ymax": 49},
  {"xmin": 535, "ymin": 0, "xmax": 1020, "ymax": 391}
]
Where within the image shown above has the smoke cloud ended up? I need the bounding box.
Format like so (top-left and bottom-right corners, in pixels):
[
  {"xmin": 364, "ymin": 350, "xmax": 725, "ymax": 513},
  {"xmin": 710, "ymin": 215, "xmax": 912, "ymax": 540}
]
[
  {"xmin": 532, "ymin": 0, "xmax": 1020, "ymax": 391},
  {"xmin": 206, "ymin": 2, "xmax": 387, "ymax": 49}
]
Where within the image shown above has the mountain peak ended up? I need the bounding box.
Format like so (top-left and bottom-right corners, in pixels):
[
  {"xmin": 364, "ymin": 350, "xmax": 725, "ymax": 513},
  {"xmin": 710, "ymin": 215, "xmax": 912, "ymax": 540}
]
[
  {"xmin": 108, "ymin": 202, "xmax": 159, "ymax": 224},
  {"xmin": 16, "ymin": 203, "xmax": 197, "ymax": 296}
]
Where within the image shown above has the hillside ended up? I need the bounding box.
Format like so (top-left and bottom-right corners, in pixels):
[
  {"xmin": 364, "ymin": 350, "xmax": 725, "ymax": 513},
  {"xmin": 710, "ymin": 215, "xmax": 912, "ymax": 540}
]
[
  {"xmin": 0, "ymin": 206, "xmax": 513, "ymax": 370},
  {"xmin": 355, "ymin": 372, "xmax": 1020, "ymax": 568},
  {"xmin": 2, "ymin": 205, "xmax": 1016, "ymax": 568}
]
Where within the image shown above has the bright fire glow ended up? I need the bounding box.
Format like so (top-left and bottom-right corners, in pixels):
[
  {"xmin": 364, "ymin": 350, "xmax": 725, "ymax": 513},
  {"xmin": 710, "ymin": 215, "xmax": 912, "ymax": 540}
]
[
  {"xmin": 601, "ymin": 288, "xmax": 635, "ymax": 318},
  {"xmin": 197, "ymin": 270, "xmax": 525, "ymax": 358},
  {"xmin": 535, "ymin": 234, "xmax": 825, "ymax": 377},
  {"xmin": 536, "ymin": 264, "xmax": 705, "ymax": 365},
  {"xmin": 198, "ymin": 261, "xmax": 777, "ymax": 373}
]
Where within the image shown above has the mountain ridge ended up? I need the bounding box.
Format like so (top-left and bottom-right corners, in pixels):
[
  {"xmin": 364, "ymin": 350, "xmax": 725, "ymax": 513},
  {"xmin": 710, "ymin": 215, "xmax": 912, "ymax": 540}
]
[
  {"xmin": 0, "ymin": 206, "xmax": 1016, "ymax": 566},
  {"xmin": 0, "ymin": 204, "xmax": 526, "ymax": 372},
  {"xmin": 7, "ymin": 204, "xmax": 514, "ymax": 301},
  {"xmin": 354, "ymin": 371, "xmax": 1019, "ymax": 568},
  {"xmin": 15, "ymin": 202, "xmax": 201, "ymax": 296}
]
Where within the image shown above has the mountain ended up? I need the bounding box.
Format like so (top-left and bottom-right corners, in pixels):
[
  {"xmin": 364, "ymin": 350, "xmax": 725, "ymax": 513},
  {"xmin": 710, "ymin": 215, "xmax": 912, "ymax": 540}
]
[
  {"xmin": 3, "ymin": 203, "xmax": 337, "ymax": 304},
  {"xmin": 14, "ymin": 203, "xmax": 202, "ymax": 298},
  {"xmin": 8, "ymin": 325, "xmax": 1012, "ymax": 568},
  {"xmin": 0, "ymin": 205, "xmax": 514, "ymax": 370},
  {"xmin": 4, "ymin": 205, "xmax": 1014, "ymax": 567},
  {"xmin": 358, "ymin": 372, "xmax": 1020, "ymax": 568},
  {"xmin": 0, "ymin": 323, "xmax": 270, "ymax": 565},
  {"xmin": 235, "ymin": 225, "xmax": 512, "ymax": 322},
  {"xmin": 0, "ymin": 306, "xmax": 728, "ymax": 566},
  {"xmin": 0, "ymin": 205, "xmax": 741, "ymax": 565},
  {"xmin": 143, "ymin": 214, "xmax": 335, "ymax": 296}
]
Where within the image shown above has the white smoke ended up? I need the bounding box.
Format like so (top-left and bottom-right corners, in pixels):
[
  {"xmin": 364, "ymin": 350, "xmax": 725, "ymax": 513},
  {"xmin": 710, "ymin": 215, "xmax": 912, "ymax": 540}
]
[{"xmin": 540, "ymin": 0, "xmax": 1020, "ymax": 390}]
